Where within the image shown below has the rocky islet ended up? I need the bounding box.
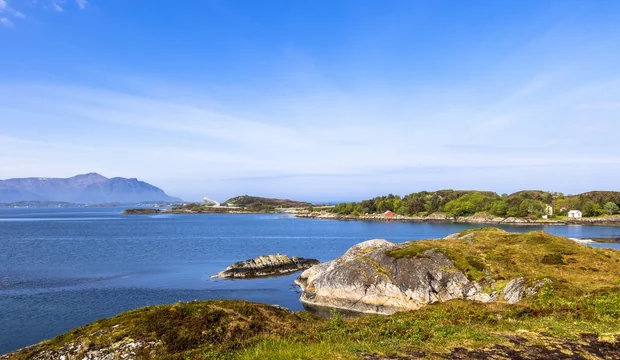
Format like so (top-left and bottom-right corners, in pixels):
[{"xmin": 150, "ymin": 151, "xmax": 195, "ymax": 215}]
[{"xmin": 212, "ymin": 254, "xmax": 320, "ymax": 279}]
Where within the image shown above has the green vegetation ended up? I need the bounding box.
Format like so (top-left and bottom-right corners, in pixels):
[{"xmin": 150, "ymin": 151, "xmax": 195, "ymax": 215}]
[
  {"xmin": 332, "ymin": 190, "xmax": 497, "ymax": 217},
  {"xmin": 170, "ymin": 203, "xmax": 245, "ymax": 213},
  {"xmin": 224, "ymin": 195, "xmax": 312, "ymax": 210},
  {"xmin": 10, "ymin": 229, "xmax": 620, "ymax": 359},
  {"xmin": 13, "ymin": 290, "xmax": 620, "ymax": 359},
  {"xmin": 389, "ymin": 228, "xmax": 620, "ymax": 291},
  {"xmin": 331, "ymin": 189, "xmax": 620, "ymax": 219},
  {"xmin": 604, "ymin": 201, "xmax": 620, "ymax": 215}
]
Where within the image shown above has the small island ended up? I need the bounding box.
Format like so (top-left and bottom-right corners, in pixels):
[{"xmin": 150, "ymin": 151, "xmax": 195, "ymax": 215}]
[
  {"xmin": 122, "ymin": 195, "xmax": 323, "ymax": 215},
  {"xmin": 121, "ymin": 208, "xmax": 161, "ymax": 214}
]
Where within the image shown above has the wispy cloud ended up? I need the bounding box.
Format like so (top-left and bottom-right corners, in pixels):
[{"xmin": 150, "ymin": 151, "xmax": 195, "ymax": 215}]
[
  {"xmin": 0, "ymin": 0, "xmax": 90, "ymax": 28},
  {"xmin": 2, "ymin": 63, "xmax": 620, "ymax": 200},
  {"xmin": 0, "ymin": 0, "xmax": 25, "ymax": 26},
  {"xmin": 76, "ymin": 0, "xmax": 87, "ymax": 9},
  {"xmin": 52, "ymin": 1, "xmax": 65, "ymax": 12},
  {"xmin": 53, "ymin": 0, "xmax": 89, "ymax": 12},
  {"xmin": 0, "ymin": 16, "xmax": 12, "ymax": 27}
]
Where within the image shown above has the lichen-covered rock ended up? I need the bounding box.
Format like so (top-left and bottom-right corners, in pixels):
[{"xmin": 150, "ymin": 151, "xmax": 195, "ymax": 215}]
[
  {"xmin": 0, "ymin": 330, "xmax": 161, "ymax": 360},
  {"xmin": 296, "ymin": 239, "xmax": 498, "ymax": 315},
  {"xmin": 503, "ymin": 277, "xmax": 553, "ymax": 304},
  {"xmin": 528, "ymin": 278, "xmax": 553, "ymax": 296},
  {"xmin": 503, "ymin": 278, "xmax": 527, "ymax": 304},
  {"xmin": 212, "ymin": 254, "xmax": 320, "ymax": 279},
  {"xmin": 443, "ymin": 232, "xmax": 475, "ymax": 240}
]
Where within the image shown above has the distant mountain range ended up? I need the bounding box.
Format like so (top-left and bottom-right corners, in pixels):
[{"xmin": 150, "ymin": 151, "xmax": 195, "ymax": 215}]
[{"xmin": 0, "ymin": 173, "xmax": 182, "ymax": 204}]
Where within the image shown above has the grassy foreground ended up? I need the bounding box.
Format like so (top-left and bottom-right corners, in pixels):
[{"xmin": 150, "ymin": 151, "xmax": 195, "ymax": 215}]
[{"xmin": 7, "ymin": 229, "xmax": 620, "ymax": 359}]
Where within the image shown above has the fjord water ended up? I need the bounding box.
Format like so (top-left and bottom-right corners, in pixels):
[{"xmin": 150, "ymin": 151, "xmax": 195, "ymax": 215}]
[{"xmin": 1, "ymin": 208, "xmax": 620, "ymax": 353}]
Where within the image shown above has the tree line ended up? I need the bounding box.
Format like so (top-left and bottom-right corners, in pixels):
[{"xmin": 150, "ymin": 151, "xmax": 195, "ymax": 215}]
[{"xmin": 331, "ymin": 190, "xmax": 620, "ymax": 219}]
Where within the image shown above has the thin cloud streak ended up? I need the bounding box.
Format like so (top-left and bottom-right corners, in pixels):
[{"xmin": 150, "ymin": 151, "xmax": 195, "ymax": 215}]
[
  {"xmin": 76, "ymin": 0, "xmax": 88, "ymax": 9},
  {"xmin": 0, "ymin": 0, "xmax": 89, "ymax": 28}
]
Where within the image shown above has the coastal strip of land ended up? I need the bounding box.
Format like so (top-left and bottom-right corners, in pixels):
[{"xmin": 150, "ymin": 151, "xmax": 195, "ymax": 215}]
[
  {"xmin": 294, "ymin": 210, "xmax": 620, "ymax": 227},
  {"xmin": 122, "ymin": 191, "xmax": 620, "ymax": 232}
]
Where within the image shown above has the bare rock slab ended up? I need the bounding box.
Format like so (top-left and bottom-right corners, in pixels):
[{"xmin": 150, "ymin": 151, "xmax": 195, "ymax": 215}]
[{"xmin": 212, "ymin": 254, "xmax": 320, "ymax": 279}]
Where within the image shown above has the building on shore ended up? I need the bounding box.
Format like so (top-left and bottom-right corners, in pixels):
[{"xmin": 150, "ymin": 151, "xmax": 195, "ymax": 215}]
[
  {"xmin": 568, "ymin": 210, "xmax": 582, "ymax": 218},
  {"xmin": 203, "ymin": 197, "xmax": 221, "ymax": 207},
  {"xmin": 545, "ymin": 204, "xmax": 554, "ymax": 216}
]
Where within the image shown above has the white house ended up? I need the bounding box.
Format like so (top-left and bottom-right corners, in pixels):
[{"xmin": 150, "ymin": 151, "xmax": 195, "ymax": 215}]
[
  {"xmin": 203, "ymin": 197, "xmax": 221, "ymax": 207},
  {"xmin": 568, "ymin": 210, "xmax": 582, "ymax": 218},
  {"xmin": 545, "ymin": 204, "xmax": 553, "ymax": 216}
]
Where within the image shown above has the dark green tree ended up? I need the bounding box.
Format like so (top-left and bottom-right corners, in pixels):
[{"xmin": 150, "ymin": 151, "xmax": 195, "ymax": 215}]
[
  {"xmin": 604, "ymin": 202, "xmax": 619, "ymax": 215},
  {"xmin": 582, "ymin": 201, "xmax": 602, "ymax": 217}
]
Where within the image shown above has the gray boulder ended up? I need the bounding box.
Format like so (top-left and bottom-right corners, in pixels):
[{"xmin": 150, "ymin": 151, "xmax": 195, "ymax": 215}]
[
  {"xmin": 503, "ymin": 277, "xmax": 553, "ymax": 304},
  {"xmin": 212, "ymin": 254, "xmax": 320, "ymax": 279},
  {"xmin": 296, "ymin": 239, "xmax": 498, "ymax": 315}
]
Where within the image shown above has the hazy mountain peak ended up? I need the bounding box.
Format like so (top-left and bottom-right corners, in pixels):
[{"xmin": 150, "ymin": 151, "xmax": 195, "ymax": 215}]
[
  {"xmin": 69, "ymin": 173, "xmax": 109, "ymax": 186},
  {"xmin": 0, "ymin": 173, "xmax": 181, "ymax": 204},
  {"xmin": 76, "ymin": 172, "xmax": 108, "ymax": 179}
]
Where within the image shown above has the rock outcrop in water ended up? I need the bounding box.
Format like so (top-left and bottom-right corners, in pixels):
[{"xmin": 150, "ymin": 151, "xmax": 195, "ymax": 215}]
[
  {"xmin": 122, "ymin": 208, "xmax": 161, "ymax": 214},
  {"xmin": 296, "ymin": 231, "xmax": 557, "ymax": 315},
  {"xmin": 212, "ymin": 254, "xmax": 320, "ymax": 279}
]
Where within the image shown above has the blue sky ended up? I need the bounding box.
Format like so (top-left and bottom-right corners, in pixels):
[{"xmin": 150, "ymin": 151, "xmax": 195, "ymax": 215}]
[{"xmin": 1, "ymin": 1, "xmax": 620, "ymax": 202}]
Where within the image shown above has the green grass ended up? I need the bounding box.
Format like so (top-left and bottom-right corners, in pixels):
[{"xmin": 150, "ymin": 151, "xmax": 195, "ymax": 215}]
[
  {"xmin": 387, "ymin": 228, "xmax": 620, "ymax": 293},
  {"xmin": 12, "ymin": 288, "xmax": 620, "ymax": 360}
]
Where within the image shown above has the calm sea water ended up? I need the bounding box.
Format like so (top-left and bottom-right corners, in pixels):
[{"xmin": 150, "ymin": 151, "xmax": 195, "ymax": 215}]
[{"xmin": 1, "ymin": 207, "xmax": 619, "ymax": 353}]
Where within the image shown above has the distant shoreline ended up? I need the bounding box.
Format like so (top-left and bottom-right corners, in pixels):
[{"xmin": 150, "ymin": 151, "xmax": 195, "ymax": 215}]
[
  {"xmin": 294, "ymin": 211, "xmax": 620, "ymax": 229},
  {"xmin": 121, "ymin": 207, "xmax": 620, "ymax": 226},
  {"xmin": 121, "ymin": 208, "xmax": 283, "ymax": 215}
]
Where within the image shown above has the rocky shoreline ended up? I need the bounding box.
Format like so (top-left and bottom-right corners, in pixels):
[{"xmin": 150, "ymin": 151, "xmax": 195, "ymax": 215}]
[
  {"xmin": 295, "ymin": 211, "xmax": 620, "ymax": 226},
  {"xmin": 122, "ymin": 208, "xmax": 620, "ymax": 227}
]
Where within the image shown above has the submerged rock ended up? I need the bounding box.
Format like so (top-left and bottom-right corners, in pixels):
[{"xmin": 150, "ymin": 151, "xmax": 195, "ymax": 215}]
[
  {"xmin": 296, "ymin": 239, "xmax": 499, "ymax": 315},
  {"xmin": 212, "ymin": 254, "xmax": 320, "ymax": 279}
]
